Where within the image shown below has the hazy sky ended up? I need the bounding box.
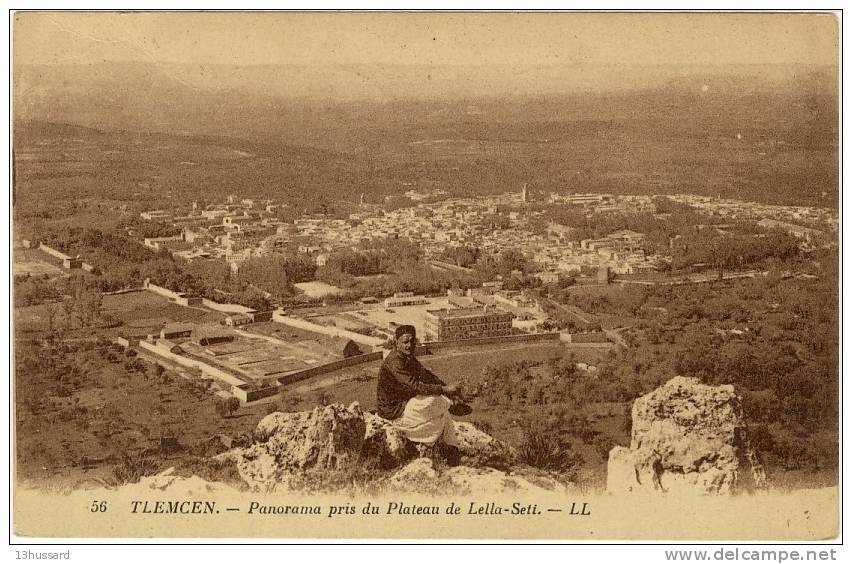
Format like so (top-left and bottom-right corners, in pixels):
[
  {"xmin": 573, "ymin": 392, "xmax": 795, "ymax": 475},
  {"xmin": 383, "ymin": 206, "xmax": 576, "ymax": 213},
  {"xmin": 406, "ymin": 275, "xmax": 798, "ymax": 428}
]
[{"xmin": 14, "ymin": 12, "xmax": 838, "ymax": 68}]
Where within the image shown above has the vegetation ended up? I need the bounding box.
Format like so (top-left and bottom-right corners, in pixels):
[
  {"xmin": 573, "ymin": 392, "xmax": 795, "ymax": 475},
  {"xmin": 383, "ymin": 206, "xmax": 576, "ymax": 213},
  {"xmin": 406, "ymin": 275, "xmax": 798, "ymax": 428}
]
[
  {"xmin": 216, "ymin": 397, "xmax": 242, "ymax": 418},
  {"xmin": 516, "ymin": 418, "xmax": 583, "ymax": 477},
  {"xmin": 671, "ymin": 226, "xmax": 800, "ymax": 279},
  {"xmin": 22, "ymin": 225, "xmax": 193, "ymax": 293},
  {"xmin": 10, "ymin": 75, "xmax": 838, "ymax": 491},
  {"xmin": 235, "ymin": 254, "xmax": 317, "ymax": 299},
  {"xmin": 14, "ymin": 338, "xmax": 271, "ymax": 486},
  {"xmin": 62, "ymin": 275, "xmax": 104, "ymax": 328},
  {"xmin": 14, "ymin": 274, "xmax": 64, "ymax": 307},
  {"xmin": 580, "ymin": 250, "xmax": 838, "ymax": 479},
  {"xmin": 312, "ymin": 237, "xmax": 487, "ymax": 298}
]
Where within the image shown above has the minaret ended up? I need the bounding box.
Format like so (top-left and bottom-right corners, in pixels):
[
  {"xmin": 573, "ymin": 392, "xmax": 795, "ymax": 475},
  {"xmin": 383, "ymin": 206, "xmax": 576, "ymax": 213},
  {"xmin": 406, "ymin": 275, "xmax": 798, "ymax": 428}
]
[
  {"xmin": 360, "ymin": 193, "xmax": 365, "ymax": 207},
  {"xmin": 522, "ymin": 183, "xmax": 528, "ymax": 203}
]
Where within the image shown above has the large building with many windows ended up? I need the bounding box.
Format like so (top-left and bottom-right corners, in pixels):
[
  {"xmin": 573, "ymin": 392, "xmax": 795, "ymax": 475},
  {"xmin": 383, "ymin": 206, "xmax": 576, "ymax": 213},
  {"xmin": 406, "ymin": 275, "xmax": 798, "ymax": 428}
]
[
  {"xmin": 384, "ymin": 292, "xmax": 430, "ymax": 308},
  {"xmin": 424, "ymin": 306, "xmax": 514, "ymax": 341}
]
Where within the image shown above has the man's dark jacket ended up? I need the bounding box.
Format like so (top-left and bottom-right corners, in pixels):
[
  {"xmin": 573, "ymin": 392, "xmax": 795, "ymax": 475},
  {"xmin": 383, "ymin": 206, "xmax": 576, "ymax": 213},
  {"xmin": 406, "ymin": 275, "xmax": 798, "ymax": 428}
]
[{"xmin": 376, "ymin": 350, "xmax": 445, "ymax": 420}]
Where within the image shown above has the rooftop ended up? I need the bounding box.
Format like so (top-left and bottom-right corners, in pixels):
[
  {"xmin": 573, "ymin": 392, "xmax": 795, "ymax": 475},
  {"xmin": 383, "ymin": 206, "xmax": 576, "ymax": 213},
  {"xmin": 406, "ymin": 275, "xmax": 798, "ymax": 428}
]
[
  {"xmin": 426, "ymin": 306, "xmax": 510, "ymax": 319},
  {"xmin": 162, "ymin": 322, "xmax": 193, "ymax": 334}
]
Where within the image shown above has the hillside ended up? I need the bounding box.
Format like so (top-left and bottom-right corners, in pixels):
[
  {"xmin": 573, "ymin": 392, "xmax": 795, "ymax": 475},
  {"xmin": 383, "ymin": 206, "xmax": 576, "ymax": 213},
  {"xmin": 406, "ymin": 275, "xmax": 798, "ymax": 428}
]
[
  {"xmin": 13, "ymin": 62, "xmax": 838, "ymax": 208},
  {"xmin": 12, "ymin": 119, "xmax": 353, "ymax": 214}
]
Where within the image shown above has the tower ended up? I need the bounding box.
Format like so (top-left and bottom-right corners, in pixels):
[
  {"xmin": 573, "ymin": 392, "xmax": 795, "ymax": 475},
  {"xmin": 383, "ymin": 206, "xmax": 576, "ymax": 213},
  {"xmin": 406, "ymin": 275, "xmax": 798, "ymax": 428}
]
[{"xmin": 522, "ymin": 183, "xmax": 529, "ymax": 203}]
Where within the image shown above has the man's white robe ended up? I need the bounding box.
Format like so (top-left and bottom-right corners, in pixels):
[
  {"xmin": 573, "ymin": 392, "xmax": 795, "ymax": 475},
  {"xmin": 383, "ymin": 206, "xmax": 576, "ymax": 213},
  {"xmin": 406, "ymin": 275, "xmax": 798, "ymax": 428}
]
[{"xmin": 394, "ymin": 395, "xmax": 458, "ymax": 445}]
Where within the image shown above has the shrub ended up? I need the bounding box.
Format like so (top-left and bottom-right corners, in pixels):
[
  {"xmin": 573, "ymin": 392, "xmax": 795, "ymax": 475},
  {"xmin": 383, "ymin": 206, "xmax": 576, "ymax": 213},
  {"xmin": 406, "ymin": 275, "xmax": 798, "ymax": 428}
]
[
  {"xmin": 111, "ymin": 454, "xmax": 159, "ymax": 484},
  {"xmin": 123, "ymin": 359, "xmax": 145, "ymax": 373},
  {"xmin": 516, "ymin": 419, "xmax": 583, "ymax": 476},
  {"xmin": 215, "ymin": 397, "xmax": 241, "ymax": 418}
]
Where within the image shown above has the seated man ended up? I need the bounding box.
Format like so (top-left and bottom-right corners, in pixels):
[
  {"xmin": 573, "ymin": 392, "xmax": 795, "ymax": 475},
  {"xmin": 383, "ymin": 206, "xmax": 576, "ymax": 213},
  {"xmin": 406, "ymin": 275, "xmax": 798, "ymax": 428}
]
[{"xmin": 377, "ymin": 325, "xmax": 461, "ymax": 462}]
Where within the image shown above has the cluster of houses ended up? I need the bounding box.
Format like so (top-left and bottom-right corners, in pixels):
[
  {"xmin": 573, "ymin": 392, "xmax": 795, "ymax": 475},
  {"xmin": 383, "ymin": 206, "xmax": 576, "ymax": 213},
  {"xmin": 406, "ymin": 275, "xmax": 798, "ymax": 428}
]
[
  {"xmin": 137, "ymin": 190, "xmax": 665, "ymax": 279},
  {"xmin": 139, "ymin": 197, "xmax": 294, "ymax": 271},
  {"xmin": 137, "ymin": 187, "xmax": 839, "ymax": 291}
]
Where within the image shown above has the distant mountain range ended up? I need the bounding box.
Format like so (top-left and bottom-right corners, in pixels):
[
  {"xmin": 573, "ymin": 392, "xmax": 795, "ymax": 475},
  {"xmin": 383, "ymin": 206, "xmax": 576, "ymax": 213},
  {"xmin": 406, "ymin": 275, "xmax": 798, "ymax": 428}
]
[
  {"xmin": 12, "ymin": 61, "xmax": 839, "ymax": 208},
  {"xmin": 14, "ymin": 61, "xmax": 837, "ymax": 148}
]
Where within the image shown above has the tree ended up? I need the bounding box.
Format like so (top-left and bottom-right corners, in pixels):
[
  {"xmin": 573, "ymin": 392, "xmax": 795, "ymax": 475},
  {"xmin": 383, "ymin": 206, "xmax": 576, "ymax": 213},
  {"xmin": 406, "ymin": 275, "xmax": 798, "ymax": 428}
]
[
  {"xmin": 216, "ymin": 397, "xmax": 241, "ymax": 418},
  {"xmin": 45, "ymin": 303, "xmax": 61, "ymax": 339},
  {"xmin": 63, "ymin": 275, "xmax": 103, "ymax": 327},
  {"xmin": 230, "ymin": 288, "xmax": 271, "ymax": 312},
  {"xmin": 439, "ymin": 246, "xmax": 479, "ymax": 268}
]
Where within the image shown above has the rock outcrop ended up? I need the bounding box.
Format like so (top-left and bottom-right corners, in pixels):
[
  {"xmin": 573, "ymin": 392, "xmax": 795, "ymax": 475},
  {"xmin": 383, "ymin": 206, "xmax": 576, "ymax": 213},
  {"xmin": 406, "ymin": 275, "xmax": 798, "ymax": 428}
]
[
  {"xmin": 125, "ymin": 466, "xmax": 241, "ymax": 496},
  {"xmin": 220, "ymin": 402, "xmax": 540, "ymax": 493},
  {"xmin": 387, "ymin": 458, "xmax": 569, "ymax": 495},
  {"xmin": 607, "ymin": 376, "xmax": 766, "ymax": 495}
]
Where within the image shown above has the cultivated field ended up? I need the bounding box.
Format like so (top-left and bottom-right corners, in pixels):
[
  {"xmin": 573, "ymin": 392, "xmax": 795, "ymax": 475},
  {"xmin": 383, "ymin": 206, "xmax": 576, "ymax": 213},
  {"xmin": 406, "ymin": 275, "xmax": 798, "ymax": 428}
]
[
  {"xmin": 183, "ymin": 329, "xmax": 342, "ymax": 383},
  {"xmin": 101, "ymin": 290, "xmax": 226, "ymax": 336},
  {"xmin": 307, "ymin": 312, "xmax": 376, "ymax": 332},
  {"xmin": 240, "ymin": 322, "xmax": 359, "ymax": 357},
  {"xmin": 12, "ymin": 246, "xmax": 67, "ymax": 279}
]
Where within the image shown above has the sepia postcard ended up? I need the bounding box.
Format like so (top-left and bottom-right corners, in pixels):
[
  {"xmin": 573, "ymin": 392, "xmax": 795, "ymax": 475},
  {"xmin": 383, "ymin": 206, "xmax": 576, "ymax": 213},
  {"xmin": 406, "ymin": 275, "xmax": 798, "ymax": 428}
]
[{"xmin": 10, "ymin": 10, "xmax": 840, "ymax": 541}]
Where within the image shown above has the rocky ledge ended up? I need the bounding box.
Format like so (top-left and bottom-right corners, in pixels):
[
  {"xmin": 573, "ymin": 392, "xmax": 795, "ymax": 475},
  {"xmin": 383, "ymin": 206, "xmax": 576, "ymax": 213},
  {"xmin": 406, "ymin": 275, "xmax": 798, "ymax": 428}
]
[{"xmin": 216, "ymin": 402, "xmax": 567, "ymax": 494}]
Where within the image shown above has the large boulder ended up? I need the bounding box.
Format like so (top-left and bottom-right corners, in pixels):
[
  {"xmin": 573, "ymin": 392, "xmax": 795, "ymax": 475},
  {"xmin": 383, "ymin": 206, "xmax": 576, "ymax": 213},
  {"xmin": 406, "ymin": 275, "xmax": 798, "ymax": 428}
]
[
  {"xmin": 230, "ymin": 403, "xmax": 369, "ymax": 490},
  {"xmin": 252, "ymin": 403, "xmax": 366, "ymax": 469},
  {"xmin": 607, "ymin": 376, "xmax": 766, "ymax": 495}
]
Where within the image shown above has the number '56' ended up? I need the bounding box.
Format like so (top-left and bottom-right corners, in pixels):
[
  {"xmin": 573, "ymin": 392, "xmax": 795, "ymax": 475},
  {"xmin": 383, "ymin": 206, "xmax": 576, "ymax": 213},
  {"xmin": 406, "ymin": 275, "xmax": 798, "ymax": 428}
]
[{"xmin": 90, "ymin": 500, "xmax": 108, "ymax": 512}]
